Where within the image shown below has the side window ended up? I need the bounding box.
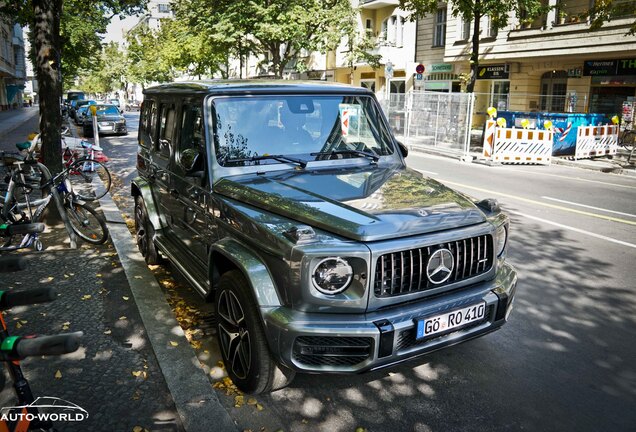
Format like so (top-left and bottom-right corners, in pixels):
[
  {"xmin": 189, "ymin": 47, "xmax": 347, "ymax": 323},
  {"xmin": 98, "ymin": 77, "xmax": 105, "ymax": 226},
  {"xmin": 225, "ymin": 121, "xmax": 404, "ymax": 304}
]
[
  {"xmin": 179, "ymin": 104, "xmax": 204, "ymax": 152},
  {"xmin": 158, "ymin": 103, "xmax": 176, "ymax": 158},
  {"xmin": 139, "ymin": 100, "xmax": 153, "ymax": 148}
]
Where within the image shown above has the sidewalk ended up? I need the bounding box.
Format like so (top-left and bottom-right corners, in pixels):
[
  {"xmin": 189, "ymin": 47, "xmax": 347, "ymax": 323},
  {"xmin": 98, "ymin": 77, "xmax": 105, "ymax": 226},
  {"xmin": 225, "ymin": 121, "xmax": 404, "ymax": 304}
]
[
  {"xmin": 0, "ymin": 106, "xmax": 39, "ymax": 149},
  {"xmin": 0, "ymin": 112, "xmax": 236, "ymax": 431}
]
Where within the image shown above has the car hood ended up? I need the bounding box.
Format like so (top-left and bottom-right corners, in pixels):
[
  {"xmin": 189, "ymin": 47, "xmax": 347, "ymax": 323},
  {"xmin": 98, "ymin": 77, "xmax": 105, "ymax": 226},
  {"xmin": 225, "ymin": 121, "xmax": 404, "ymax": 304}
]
[{"xmin": 214, "ymin": 165, "xmax": 486, "ymax": 241}]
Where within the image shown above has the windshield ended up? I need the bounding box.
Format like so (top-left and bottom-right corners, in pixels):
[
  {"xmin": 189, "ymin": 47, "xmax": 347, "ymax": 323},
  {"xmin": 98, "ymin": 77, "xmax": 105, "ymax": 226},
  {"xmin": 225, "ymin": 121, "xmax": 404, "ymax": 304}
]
[
  {"xmin": 212, "ymin": 95, "xmax": 394, "ymax": 167},
  {"xmin": 95, "ymin": 105, "xmax": 120, "ymax": 116}
]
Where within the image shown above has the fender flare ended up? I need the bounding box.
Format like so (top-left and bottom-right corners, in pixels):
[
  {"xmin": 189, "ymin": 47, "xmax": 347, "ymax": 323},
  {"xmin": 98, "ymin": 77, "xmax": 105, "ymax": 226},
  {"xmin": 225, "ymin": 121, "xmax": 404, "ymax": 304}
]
[
  {"xmin": 131, "ymin": 178, "xmax": 163, "ymax": 231},
  {"xmin": 210, "ymin": 238, "xmax": 282, "ymax": 308}
]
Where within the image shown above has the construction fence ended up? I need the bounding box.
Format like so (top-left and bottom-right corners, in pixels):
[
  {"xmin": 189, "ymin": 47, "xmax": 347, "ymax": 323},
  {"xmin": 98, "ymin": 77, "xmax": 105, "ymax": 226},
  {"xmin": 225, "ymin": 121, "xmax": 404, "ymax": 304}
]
[{"xmin": 379, "ymin": 91, "xmax": 474, "ymax": 160}]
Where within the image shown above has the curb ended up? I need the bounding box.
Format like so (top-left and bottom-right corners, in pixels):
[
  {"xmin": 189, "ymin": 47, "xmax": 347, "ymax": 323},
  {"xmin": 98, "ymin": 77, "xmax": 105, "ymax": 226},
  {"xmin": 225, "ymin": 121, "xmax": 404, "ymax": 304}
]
[
  {"xmin": 552, "ymin": 157, "xmax": 636, "ymax": 177},
  {"xmin": 96, "ymin": 184, "xmax": 237, "ymax": 432}
]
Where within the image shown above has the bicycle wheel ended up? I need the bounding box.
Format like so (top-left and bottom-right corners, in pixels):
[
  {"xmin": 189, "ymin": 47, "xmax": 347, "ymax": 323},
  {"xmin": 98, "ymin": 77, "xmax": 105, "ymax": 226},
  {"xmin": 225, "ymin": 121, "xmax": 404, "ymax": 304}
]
[
  {"xmin": 622, "ymin": 131, "xmax": 636, "ymax": 164},
  {"xmin": 65, "ymin": 201, "xmax": 108, "ymax": 244},
  {"xmin": 66, "ymin": 159, "xmax": 111, "ymax": 201}
]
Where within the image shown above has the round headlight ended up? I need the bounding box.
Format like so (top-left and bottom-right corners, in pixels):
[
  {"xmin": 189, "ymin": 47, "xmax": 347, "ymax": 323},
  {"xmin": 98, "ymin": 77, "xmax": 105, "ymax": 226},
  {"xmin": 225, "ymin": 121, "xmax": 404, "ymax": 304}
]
[
  {"xmin": 312, "ymin": 257, "xmax": 353, "ymax": 295},
  {"xmin": 496, "ymin": 225, "xmax": 508, "ymax": 257}
]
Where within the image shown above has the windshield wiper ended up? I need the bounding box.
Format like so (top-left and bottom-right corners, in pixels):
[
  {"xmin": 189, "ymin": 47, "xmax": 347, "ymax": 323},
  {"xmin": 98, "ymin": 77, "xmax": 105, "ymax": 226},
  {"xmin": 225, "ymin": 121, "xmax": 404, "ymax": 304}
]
[
  {"xmin": 311, "ymin": 149, "xmax": 379, "ymax": 163},
  {"xmin": 225, "ymin": 154, "xmax": 307, "ymax": 168}
]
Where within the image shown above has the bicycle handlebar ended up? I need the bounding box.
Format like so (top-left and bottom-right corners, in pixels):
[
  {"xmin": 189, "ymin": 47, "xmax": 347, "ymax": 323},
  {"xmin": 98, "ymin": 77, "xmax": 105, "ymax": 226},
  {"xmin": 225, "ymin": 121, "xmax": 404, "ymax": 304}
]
[
  {"xmin": 0, "ymin": 256, "xmax": 26, "ymax": 273},
  {"xmin": 5, "ymin": 332, "xmax": 83, "ymax": 359},
  {"xmin": 0, "ymin": 287, "xmax": 56, "ymax": 310}
]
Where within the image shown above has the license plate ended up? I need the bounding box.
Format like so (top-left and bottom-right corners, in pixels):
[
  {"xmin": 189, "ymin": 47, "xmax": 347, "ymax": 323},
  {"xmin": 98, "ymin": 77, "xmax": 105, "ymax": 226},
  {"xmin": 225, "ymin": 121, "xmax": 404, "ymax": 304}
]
[
  {"xmin": 99, "ymin": 125, "xmax": 113, "ymax": 131},
  {"xmin": 416, "ymin": 302, "xmax": 486, "ymax": 339}
]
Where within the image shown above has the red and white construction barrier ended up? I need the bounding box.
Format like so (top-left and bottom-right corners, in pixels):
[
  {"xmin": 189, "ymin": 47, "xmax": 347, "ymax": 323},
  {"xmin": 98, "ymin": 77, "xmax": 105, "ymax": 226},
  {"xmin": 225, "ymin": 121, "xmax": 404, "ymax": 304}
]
[
  {"xmin": 483, "ymin": 126, "xmax": 553, "ymax": 165},
  {"xmin": 575, "ymin": 125, "xmax": 619, "ymax": 159}
]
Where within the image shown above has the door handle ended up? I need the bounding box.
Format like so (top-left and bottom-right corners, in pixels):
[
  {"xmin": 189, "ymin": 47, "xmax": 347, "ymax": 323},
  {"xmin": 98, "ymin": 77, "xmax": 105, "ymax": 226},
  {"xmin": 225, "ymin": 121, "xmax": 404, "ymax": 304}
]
[{"xmin": 170, "ymin": 188, "xmax": 179, "ymax": 197}]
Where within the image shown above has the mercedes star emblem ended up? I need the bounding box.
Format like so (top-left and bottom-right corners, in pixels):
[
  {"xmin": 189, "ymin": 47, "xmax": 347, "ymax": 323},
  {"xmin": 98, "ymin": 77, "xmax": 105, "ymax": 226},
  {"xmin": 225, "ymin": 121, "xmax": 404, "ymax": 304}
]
[{"xmin": 426, "ymin": 248, "xmax": 454, "ymax": 284}]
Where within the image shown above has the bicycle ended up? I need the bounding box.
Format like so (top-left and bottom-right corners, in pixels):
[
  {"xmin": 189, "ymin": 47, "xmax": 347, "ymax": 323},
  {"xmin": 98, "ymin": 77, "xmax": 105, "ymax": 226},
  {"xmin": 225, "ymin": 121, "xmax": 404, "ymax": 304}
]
[
  {"xmin": 0, "ymin": 254, "xmax": 82, "ymax": 432},
  {"xmin": 618, "ymin": 127, "xmax": 635, "ymax": 164},
  {"xmin": 1, "ymin": 154, "xmax": 109, "ymax": 246},
  {"xmin": 28, "ymin": 134, "xmax": 112, "ymax": 201}
]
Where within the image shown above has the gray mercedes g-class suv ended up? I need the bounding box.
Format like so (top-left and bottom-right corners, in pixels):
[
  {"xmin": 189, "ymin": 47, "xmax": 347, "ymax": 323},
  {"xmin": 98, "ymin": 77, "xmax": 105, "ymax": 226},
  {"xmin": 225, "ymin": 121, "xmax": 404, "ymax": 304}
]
[{"xmin": 132, "ymin": 81, "xmax": 517, "ymax": 394}]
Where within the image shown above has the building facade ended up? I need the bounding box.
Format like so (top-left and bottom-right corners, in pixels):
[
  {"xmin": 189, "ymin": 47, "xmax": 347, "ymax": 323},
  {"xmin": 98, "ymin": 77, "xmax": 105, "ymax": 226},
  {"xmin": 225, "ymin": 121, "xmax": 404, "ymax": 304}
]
[
  {"xmin": 415, "ymin": 0, "xmax": 636, "ymax": 119},
  {"xmin": 0, "ymin": 22, "xmax": 26, "ymax": 110},
  {"xmin": 330, "ymin": 0, "xmax": 418, "ymax": 100}
]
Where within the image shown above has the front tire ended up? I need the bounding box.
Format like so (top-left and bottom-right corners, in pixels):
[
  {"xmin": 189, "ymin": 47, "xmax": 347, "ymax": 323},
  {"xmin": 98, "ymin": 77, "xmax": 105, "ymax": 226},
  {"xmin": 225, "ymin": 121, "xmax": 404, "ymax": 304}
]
[{"xmin": 216, "ymin": 270, "xmax": 295, "ymax": 394}]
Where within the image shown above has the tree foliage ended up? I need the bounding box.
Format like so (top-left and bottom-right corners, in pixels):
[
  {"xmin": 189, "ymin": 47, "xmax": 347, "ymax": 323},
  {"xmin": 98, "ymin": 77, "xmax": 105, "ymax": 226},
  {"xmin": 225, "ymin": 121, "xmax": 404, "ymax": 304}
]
[
  {"xmin": 0, "ymin": 0, "xmax": 144, "ymax": 173},
  {"xmin": 172, "ymin": 0, "xmax": 358, "ymax": 78},
  {"xmin": 399, "ymin": 0, "xmax": 545, "ymax": 92},
  {"xmin": 588, "ymin": 0, "xmax": 636, "ymax": 34}
]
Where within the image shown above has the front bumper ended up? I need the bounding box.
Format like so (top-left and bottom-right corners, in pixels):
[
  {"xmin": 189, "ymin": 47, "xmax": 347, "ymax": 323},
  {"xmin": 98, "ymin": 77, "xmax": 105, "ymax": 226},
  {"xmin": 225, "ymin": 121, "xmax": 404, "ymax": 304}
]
[{"xmin": 263, "ymin": 262, "xmax": 517, "ymax": 373}]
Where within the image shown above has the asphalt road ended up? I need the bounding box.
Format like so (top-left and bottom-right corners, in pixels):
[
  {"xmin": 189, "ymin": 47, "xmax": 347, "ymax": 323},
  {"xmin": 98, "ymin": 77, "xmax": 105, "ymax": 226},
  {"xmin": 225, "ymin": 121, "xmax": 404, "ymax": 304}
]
[{"xmin": 96, "ymin": 112, "xmax": 636, "ymax": 432}]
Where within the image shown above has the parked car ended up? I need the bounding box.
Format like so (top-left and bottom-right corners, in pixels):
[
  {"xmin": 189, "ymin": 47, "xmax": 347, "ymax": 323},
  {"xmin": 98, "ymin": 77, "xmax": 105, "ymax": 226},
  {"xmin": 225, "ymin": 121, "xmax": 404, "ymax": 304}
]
[
  {"xmin": 132, "ymin": 81, "xmax": 517, "ymax": 395},
  {"xmin": 128, "ymin": 100, "xmax": 141, "ymax": 111},
  {"xmin": 69, "ymin": 99, "xmax": 96, "ymax": 121},
  {"xmin": 74, "ymin": 105, "xmax": 90, "ymax": 125},
  {"xmin": 82, "ymin": 104, "xmax": 127, "ymax": 137}
]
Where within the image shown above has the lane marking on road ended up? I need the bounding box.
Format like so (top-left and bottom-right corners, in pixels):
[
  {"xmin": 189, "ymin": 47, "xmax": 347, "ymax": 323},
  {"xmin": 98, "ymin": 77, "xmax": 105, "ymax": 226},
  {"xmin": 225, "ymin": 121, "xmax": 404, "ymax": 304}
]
[
  {"xmin": 417, "ymin": 169, "xmax": 439, "ymax": 175},
  {"xmin": 503, "ymin": 169, "xmax": 636, "ymax": 190},
  {"xmin": 511, "ymin": 211, "xmax": 636, "ymax": 249},
  {"xmin": 542, "ymin": 196, "xmax": 636, "ymax": 218},
  {"xmin": 429, "ymin": 177, "xmax": 636, "ymax": 226}
]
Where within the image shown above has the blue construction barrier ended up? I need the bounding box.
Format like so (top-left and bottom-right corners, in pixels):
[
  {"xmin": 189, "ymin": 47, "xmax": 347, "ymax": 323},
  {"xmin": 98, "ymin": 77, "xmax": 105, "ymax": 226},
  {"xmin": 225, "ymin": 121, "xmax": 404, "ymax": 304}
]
[{"xmin": 497, "ymin": 112, "xmax": 612, "ymax": 156}]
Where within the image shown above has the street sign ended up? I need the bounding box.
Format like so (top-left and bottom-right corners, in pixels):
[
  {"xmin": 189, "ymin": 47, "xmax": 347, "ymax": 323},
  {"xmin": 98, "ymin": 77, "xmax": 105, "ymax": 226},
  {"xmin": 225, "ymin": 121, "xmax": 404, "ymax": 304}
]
[
  {"xmin": 416, "ymin": 73, "xmax": 423, "ymax": 80},
  {"xmin": 385, "ymin": 61, "xmax": 394, "ymax": 79},
  {"xmin": 416, "ymin": 64, "xmax": 425, "ymax": 74}
]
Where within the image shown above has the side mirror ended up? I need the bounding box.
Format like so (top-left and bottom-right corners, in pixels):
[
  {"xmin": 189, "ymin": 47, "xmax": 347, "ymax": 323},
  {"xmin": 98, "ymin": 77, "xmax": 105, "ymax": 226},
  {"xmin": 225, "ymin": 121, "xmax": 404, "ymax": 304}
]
[
  {"xmin": 181, "ymin": 148, "xmax": 205, "ymax": 178},
  {"xmin": 396, "ymin": 141, "xmax": 408, "ymax": 158}
]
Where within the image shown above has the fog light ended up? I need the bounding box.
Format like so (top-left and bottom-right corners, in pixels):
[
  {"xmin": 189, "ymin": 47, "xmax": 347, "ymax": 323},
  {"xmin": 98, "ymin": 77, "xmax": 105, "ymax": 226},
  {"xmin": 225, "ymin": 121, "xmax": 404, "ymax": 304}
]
[{"xmin": 312, "ymin": 257, "xmax": 353, "ymax": 295}]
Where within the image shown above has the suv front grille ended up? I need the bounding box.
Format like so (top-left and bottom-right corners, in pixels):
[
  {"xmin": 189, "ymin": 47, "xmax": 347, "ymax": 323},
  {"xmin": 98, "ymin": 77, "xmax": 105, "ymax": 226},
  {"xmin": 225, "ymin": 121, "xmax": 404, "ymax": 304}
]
[
  {"xmin": 373, "ymin": 235, "xmax": 493, "ymax": 298},
  {"xmin": 292, "ymin": 336, "xmax": 373, "ymax": 367}
]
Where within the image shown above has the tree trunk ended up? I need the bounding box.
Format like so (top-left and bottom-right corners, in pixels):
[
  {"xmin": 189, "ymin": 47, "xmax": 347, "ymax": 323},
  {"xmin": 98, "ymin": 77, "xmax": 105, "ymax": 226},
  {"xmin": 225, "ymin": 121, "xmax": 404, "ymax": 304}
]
[
  {"xmin": 32, "ymin": 0, "xmax": 63, "ymax": 174},
  {"xmin": 467, "ymin": 7, "xmax": 482, "ymax": 93}
]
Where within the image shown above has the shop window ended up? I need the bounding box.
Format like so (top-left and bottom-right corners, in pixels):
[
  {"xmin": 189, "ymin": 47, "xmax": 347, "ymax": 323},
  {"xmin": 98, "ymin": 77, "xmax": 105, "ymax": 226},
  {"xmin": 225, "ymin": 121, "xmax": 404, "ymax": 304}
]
[
  {"xmin": 433, "ymin": 8, "xmax": 447, "ymax": 47},
  {"xmin": 491, "ymin": 81, "xmax": 510, "ymax": 111},
  {"xmin": 361, "ymin": 80, "xmax": 376, "ymax": 93},
  {"xmin": 540, "ymin": 71, "xmax": 567, "ymax": 112}
]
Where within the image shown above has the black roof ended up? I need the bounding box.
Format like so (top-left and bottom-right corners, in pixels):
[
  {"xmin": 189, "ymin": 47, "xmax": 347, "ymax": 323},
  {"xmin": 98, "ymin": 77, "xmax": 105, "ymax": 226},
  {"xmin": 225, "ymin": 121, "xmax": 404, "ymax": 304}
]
[{"xmin": 143, "ymin": 80, "xmax": 373, "ymax": 96}]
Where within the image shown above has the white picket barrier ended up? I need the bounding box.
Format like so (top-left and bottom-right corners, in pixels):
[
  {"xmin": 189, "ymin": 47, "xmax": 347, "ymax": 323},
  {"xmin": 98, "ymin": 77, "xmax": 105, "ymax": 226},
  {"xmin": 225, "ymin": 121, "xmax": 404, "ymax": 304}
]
[
  {"xmin": 483, "ymin": 126, "xmax": 553, "ymax": 165},
  {"xmin": 575, "ymin": 125, "xmax": 619, "ymax": 159}
]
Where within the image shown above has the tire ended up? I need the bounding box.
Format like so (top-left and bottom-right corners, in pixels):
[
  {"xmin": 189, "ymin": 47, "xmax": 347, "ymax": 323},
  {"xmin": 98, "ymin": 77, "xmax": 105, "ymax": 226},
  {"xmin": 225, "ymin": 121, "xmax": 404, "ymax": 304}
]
[
  {"xmin": 65, "ymin": 201, "xmax": 108, "ymax": 244},
  {"xmin": 66, "ymin": 159, "xmax": 111, "ymax": 201},
  {"xmin": 134, "ymin": 195, "xmax": 161, "ymax": 265},
  {"xmin": 216, "ymin": 270, "xmax": 295, "ymax": 394}
]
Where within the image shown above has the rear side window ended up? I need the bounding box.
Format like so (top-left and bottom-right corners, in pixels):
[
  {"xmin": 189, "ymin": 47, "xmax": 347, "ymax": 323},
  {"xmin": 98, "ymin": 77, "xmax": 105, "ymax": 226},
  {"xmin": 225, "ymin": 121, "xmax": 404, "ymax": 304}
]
[
  {"xmin": 139, "ymin": 100, "xmax": 154, "ymax": 148},
  {"xmin": 158, "ymin": 103, "xmax": 176, "ymax": 158}
]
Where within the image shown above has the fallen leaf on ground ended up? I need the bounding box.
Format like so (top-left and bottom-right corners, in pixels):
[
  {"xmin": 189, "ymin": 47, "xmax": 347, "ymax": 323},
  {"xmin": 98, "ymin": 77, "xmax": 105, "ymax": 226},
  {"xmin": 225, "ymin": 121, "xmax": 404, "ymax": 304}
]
[
  {"xmin": 132, "ymin": 371, "xmax": 143, "ymax": 377},
  {"xmin": 169, "ymin": 341, "xmax": 178, "ymax": 347},
  {"xmin": 234, "ymin": 395, "xmax": 244, "ymax": 407},
  {"xmin": 255, "ymin": 403, "xmax": 264, "ymax": 411},
  {"xmin": 132, "ymin": 427, "xmax": 149, "ymax": 432},
  {"xmin": 47, "ymin": 276, "xmax": 54, "ymax": 281},
  {"xmin": 247, "ymin": 398, "xmax": 257, "ymax": 406},
  {"xmin": 134, "ymin": 275, "xmax": 143, "ymax": 279},
  {"xmin": 119, "ymin": 316, "xmax": 127, "ymax": 320},
  {"xmin": 103, "ymin": 329, "xmax": 112, "ymax": 335},
  {"xmin": 81, "ymin": 295, "xmax": 92, "ymax": 300},
  {"xmin": 122, "ymin": 296, "xmax": 129, "ymax": 301},
  {"xmin": 96, "ymin": 274, "xmax": 102, "ymax": 278},
  {"xmin": 16, "ymin": 322, "xmax": 22, "ymax": 329},
  {"xmin": 20, "ymin": 320, "xmax": 27, "ymax": 324},
  {"xmin": 54, "ymin": 370, "xmax": 62, "ymax": 379},
  {"xmin": 64, "ymin": 274, "xmax": 70, "ymax": 278}
]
